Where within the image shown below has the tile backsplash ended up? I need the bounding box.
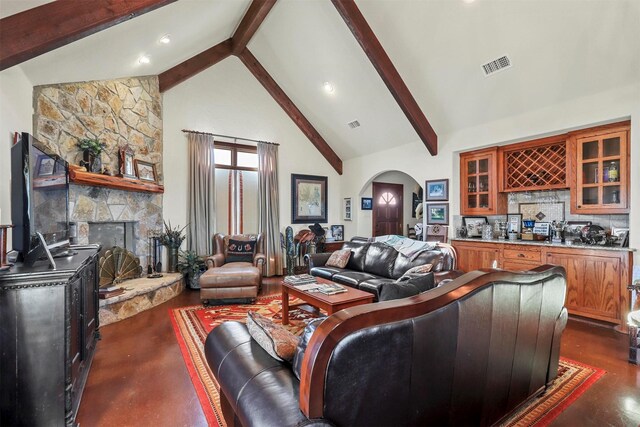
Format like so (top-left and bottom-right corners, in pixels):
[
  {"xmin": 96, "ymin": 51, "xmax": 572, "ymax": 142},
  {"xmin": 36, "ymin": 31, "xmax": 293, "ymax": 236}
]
[{"xmin": 453, "ymin": 189, "xmax": 629, "ymax": 232}]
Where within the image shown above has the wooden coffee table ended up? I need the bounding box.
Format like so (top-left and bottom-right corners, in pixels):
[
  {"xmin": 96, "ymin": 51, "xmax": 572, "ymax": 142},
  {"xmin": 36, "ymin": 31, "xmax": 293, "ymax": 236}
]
[{"xmin": 281, "ymin": 277, "xmax": 374, "ymax": 325}]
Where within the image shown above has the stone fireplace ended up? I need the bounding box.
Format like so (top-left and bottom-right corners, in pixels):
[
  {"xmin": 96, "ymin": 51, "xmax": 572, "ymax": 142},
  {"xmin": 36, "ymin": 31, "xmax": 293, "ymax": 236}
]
[{"xmin": 33, "ymin": 76, "xmax": 163, "ymax": 267}]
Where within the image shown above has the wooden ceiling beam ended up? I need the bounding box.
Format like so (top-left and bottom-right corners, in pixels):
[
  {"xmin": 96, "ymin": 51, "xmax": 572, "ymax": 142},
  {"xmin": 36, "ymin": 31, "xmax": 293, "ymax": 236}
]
[
  {"xmin": 231, "ymin": 0, "xmax": 278, "ymax": 54},
  {"xmin": 237, "ymin": 48, "xmax": 343, "ymax": 175},
  {"xmin": 331, "ymin": 0, "xmax": 438, "ymax": 155},
  {"xmin": 0, "ymin": 0, "xmax": 176, "ymax": 71},
  {"xmin": 158, "ymin": 39, "xmax": 233, "ymax": 92}
]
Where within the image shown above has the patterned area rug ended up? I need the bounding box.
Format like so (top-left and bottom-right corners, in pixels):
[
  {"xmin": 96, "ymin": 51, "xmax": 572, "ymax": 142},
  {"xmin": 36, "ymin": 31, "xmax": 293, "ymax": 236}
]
[{"xmin": 170, "ymin": 295, "xmax": 605, "ymax": 427}]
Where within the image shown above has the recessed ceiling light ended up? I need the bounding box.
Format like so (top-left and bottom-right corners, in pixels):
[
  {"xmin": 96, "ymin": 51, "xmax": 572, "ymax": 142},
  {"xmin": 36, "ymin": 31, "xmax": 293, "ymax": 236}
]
[
  {"xmin": 159, "ymin": 34, "xmax": 171, "ymax": 44},
  {"xmin": 463, "ymin": 0, "xmax": 476, "ymax": 3},
  {"xmin": 323, "ymin": 81, "xmax": 334, "ymax": 93},
  {"xmin": 138, "ymin": 54, "xmax": 151, "ymax": 64}
]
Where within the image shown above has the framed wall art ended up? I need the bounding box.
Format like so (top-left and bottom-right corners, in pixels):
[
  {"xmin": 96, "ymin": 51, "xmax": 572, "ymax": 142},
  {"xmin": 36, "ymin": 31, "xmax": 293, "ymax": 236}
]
[
  {"xmin": 134, "ymin": 160, "xmax": 158, "ymax": 183},
  {"xmin": 361, "ymin": 197, "xmax": 373, "ymax": 210},
  {"xmin": 425, "ymin": 179, "xmax": 449, "ymax": 201},
  {"xmin": 426, "ymin": 203, "xmax": 449, "ymax": 225},
  {"xmin": 343, "ymin": 197, "xmax": 352, "ymax": 221},
  {"xmin": 291, "ymin": 174, "xmax": 327, "ymax": 224}
]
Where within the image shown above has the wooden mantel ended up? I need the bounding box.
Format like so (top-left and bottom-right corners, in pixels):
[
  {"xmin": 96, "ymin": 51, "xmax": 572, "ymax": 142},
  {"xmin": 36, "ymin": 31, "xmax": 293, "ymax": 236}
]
[{"xmin": 69, "ymin": 166, "xmax": 164, "ymax": 194}]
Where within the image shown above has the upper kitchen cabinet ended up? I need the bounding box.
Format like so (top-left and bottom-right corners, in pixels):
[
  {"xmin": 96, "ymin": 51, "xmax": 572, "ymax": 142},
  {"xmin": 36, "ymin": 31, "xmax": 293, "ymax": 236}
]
[
  {"xmin": 460, "ymin": 147, "xmax": 507, "ymax": 215},
  {"xmin": 570, "ymin": 122, "xmax": 630, "ymax": 214}
]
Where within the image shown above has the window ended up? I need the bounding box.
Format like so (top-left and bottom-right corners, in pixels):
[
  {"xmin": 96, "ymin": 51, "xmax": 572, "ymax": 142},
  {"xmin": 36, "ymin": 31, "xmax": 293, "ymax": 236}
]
[
  {"xmin": 214, "ymin": 143, "xmax": 258, "ymax": 235},
  {"xmin": 379, "ymin": 192, "xmax": 397, "ymax": 205}
]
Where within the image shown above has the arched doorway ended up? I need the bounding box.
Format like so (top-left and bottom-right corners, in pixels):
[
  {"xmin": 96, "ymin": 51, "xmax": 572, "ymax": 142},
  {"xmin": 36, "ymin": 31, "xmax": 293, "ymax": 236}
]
[{"xmin": 359, "ymin": 170, "xmax": 423, "ymax": 238}]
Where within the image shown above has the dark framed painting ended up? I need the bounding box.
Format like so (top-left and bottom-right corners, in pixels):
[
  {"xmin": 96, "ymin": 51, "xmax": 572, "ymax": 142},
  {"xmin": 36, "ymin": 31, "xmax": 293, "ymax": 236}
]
[
  {"xmin": 426, "ymin": 203, "xmax": 449, "ymax": 225},
  {"xmin": 361, "ymin": 197, "xmax": 373, "ymax": 210},
  {"xmin": 425, "ymin": 179, "xmax": 449, "ymax": 201},
  {"xmin": 291, "ymin": 174, "xmax": 327, "ymax": 224},
  {"xmin": 134, "ymin": 160, "xmax": 158, "ymax": 183}
]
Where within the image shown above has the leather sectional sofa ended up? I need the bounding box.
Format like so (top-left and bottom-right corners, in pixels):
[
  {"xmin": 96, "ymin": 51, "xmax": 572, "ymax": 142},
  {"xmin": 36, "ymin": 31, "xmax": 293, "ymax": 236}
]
[
  {"xmin": 306, "ymin": 239, "xmax": 462, "ymax": 301},
  {"xmin": 205, "ymin": 265, "xmax": 568, "ymax": 427}
]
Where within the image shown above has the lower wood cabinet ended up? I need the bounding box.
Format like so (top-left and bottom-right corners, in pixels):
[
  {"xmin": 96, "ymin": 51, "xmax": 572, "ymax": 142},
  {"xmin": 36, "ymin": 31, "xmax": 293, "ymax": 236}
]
[
  {"xmin": 0, "ymin": 246, "xmax": 100, "ymax": 427},
  {"xmin": 452, "ymin": 240, "xmax": 632, "ymax": 332}
]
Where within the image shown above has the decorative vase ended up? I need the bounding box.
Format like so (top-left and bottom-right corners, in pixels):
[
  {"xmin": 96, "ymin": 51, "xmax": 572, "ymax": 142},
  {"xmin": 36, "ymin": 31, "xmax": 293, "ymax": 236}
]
[
  {"xmin": 189, "ymin": 271, "xmax": 203, "ymax": 290},
  {"xmin": 167, "ymin": 247, "xmax": 178, "ymax": 273}
]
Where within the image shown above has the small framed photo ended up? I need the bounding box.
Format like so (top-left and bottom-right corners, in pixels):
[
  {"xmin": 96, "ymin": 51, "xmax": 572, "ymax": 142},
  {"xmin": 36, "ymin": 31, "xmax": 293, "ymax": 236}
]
[
  {"xmin": 507, "ymin": 213, "xmax": 523, "ymax": 234},
  {"xmin": 119, "ymin": 145, "xmax": 136, "ymax": 179},
  {"xmin": 330, "ymin": 225, "xmax": 344, "ymax": 241},
  {"xmin": 462, "ymin": 216, "xmax": 488, "ymax": 238},
  {"xmin": 426, "ymin": 203, "xmax": 449, "ymax": 225},
  {"xmin": 425, "ymin": 179, "xmax": 449, "ymax": 201},
  {"xmin": 343, "ymin": 197, "xmax": 352, "ymax": 221},
  {"xmin": 36, "ymin": 155, "xmax": 56, "ymax": 176},
  {"xmin": 134, "ymin": 160, "xmax": 158, "ymax": 183},
  {"xmin": 611, "ymin": 227, "xmax": 629, "ymax": 247},
  {"xmin": 361, "ymin": 197, "xmax": 373, "ymax": 210}
]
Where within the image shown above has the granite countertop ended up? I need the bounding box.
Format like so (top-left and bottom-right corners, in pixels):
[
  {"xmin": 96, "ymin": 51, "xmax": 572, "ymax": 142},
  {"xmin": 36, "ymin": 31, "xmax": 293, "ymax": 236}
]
[{"xmin": 451, "ymin": 238, "xmax": 636, "ymax": 252}]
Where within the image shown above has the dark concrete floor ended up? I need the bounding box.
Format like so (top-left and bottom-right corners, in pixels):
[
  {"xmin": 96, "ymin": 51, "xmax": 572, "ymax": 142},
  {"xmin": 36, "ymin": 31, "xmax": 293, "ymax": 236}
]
[{"xmin": 76, "ymin": 279, "xmax": 640, "ymax": 426}]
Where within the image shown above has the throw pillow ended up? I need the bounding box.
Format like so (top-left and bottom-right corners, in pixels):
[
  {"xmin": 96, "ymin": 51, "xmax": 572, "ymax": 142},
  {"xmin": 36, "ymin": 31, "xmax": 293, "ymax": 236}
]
[
  {"xmin": 226, "ymin": 239, "xmax": 256, "ymax": 263},
  {"xmin": 246, "ymin": 311, "xmax": 300, "ymax": 362},
  {"xmin": 404, "ymin": 263, "xmax": 433, "ymax": 275},
  {"xmin": 325, "ymin": 249, "xmax": 351, "ymax": 268}
]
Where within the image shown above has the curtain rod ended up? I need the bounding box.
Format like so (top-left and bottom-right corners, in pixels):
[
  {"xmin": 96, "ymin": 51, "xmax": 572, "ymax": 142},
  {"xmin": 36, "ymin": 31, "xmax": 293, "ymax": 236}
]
[{"xmin": 181, "ymin": 129, "xmax": 279, "ymax": 145}]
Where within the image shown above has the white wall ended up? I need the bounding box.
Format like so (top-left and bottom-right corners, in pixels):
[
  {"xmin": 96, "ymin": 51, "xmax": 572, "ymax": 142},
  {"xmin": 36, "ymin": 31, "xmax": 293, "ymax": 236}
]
[
  {"xmin": 0, "ymin": 66, "xmax": 34, "ymax": 250},
  {"xmin": 342, "ymin": 83, "xmax": 640, "ymax": 264},
  {"xmin": 357, "ymin": 170, "xmax": 421, "ymax": 238},
  {"xmin": 162, "ymin": 57, "xmax": 342, "ymax": 241}
]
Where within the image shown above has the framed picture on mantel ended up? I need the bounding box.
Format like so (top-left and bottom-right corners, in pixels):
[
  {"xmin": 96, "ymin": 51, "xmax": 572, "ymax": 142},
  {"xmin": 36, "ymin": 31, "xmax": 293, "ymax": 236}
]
[{"xmin": 119, "ymin": 145, "xmax": 136, "ymax": 179}]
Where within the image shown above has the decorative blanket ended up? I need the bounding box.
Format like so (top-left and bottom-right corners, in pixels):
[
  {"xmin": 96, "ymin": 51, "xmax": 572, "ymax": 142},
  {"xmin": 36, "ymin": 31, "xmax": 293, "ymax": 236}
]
[{"xmin": 371, "ymin": 235, "xmax": 437, "ymax": 261}]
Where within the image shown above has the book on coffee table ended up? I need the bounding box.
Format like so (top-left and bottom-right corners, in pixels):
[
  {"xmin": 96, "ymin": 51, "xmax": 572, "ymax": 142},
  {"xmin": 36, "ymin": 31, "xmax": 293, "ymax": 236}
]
[
  {"xmin": 317, "ymin": 283, "xmax": 347, "ymax": 295},
  {"xmin": 284, "ymin": 274, "xmax": 317, "ymax": 285}
]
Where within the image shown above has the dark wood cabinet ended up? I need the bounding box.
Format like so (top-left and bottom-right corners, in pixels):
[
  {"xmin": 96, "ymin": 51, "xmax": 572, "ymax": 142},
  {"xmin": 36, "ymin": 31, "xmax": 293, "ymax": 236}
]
[
  {"xmin": 0, "ymin": 246, "xmax": 100, "ymax": 427},
  {"xmin": 451, "ymin": 239, "xmax": 632, "ymax": 332}
]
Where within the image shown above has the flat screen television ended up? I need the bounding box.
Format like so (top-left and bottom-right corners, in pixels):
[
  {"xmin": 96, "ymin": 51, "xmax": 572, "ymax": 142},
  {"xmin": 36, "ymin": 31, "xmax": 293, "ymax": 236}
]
[{"xmin": 11, "ymin": 132, "xmax": 70, "ymax": 261}]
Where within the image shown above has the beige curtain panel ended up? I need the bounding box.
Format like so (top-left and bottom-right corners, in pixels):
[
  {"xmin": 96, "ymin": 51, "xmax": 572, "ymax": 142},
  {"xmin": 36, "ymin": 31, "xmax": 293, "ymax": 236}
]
[
  {"xmin": 187, "ymin": 132, "xmax": 216, "ymax": 256},
  {"xmin": 257, "ymin": 142, "xmax": 281, "ymax": 276}
]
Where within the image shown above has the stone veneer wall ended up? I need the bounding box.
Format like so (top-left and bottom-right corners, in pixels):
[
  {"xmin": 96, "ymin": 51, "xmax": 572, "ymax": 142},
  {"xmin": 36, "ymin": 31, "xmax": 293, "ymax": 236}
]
[{"xmin": 33, "ymin": 76, "xmax": 163, "ymax": 265}]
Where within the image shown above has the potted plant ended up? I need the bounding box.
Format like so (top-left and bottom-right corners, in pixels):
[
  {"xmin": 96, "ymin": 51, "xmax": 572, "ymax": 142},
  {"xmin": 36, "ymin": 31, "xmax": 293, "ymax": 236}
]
[
  {"xmin": 77, "ymin": 138, "xmax": 106, "ymax": 173},
  {"xmin": 177, "ymin": 250, "xmax": 206, "ymax": 289},
  {"xmin": 159, "ymin": 221, "xmax": 187, "ymax": 273}
]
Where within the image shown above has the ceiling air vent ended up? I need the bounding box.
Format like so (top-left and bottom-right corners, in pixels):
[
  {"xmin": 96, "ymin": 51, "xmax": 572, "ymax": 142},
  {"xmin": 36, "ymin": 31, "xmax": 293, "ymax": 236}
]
[
  {"xmin": 481, "ymin": 55, "xmax": 512, "ymax": 76},
  {"xmin": 347, "ymin": 120, "xmax": 360, "ymax": 129}
]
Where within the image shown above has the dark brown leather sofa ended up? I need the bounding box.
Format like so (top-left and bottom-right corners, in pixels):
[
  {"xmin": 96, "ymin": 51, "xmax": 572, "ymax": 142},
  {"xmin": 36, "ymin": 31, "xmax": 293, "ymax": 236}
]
[
  {"xmin": 204, "ymin": 265, "xmax": 568, "ymax": 427},
  {"xmin": 306, "ymin": 239, "xmax": 461, "ymax": 301}
]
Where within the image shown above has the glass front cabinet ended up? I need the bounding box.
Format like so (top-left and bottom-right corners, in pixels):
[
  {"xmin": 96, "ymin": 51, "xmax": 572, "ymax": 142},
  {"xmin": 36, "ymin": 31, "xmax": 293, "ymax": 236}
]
[
  {"xmin": 572, "ymin": 124, "xmax": 630, "ymax": 214},
  {"xmin": 460, "ymin": 147, "xmax": 507, "ymax": 215}
]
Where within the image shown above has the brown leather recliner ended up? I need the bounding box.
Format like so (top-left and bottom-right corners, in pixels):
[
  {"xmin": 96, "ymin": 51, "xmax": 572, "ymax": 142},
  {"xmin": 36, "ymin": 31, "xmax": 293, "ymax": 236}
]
[{"xmin": 199, "ymin": 233, "xmax": 265, "ymax": 304}]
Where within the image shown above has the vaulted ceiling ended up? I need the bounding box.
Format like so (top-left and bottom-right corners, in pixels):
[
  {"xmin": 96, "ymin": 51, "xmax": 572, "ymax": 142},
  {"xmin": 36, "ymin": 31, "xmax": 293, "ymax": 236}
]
[{"xmin": 2, "ymin": 0, "xmax": 639, "ymax": 164}]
